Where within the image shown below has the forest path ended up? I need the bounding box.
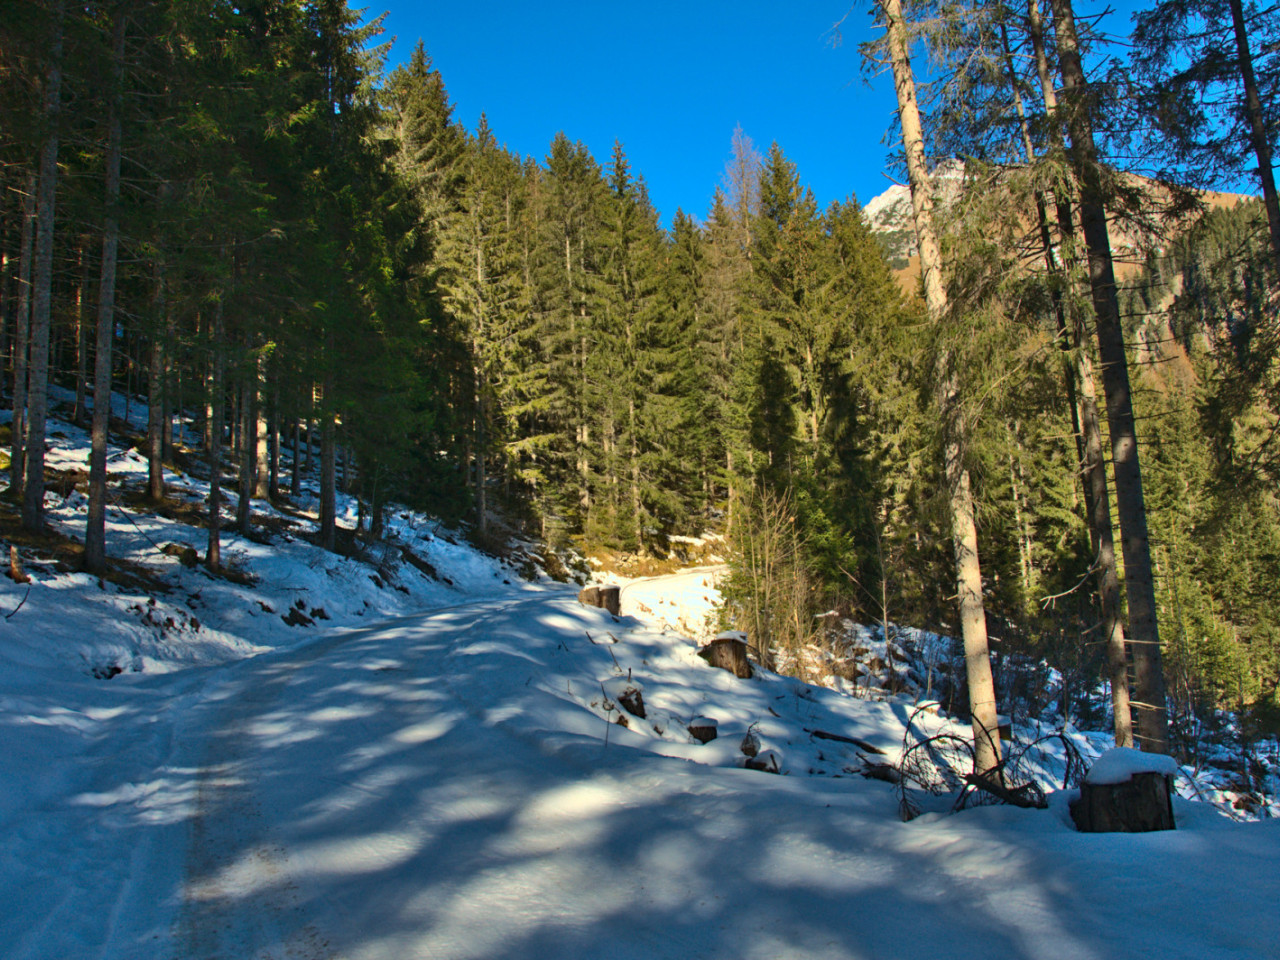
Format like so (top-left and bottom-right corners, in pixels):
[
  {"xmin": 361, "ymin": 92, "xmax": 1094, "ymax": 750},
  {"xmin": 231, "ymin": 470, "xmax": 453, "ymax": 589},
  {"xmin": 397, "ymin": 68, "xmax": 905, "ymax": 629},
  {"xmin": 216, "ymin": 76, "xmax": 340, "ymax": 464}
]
[{"xmin": 160, "ymin": 574, "xmax": 1280, "ymax": 960}]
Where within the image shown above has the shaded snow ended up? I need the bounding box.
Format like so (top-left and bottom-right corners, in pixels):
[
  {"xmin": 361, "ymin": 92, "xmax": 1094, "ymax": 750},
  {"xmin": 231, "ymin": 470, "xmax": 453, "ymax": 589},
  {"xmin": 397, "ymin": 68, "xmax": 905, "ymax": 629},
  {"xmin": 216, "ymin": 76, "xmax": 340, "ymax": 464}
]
[{"xmin": 1, "ymin": 400, "xmax": 1278, "ymax": 959}]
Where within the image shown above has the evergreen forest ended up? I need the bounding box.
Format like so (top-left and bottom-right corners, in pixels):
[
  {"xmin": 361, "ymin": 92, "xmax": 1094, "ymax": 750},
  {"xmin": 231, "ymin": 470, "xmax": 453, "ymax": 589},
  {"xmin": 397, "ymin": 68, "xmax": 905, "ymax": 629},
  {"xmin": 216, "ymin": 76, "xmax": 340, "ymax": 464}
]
[{"xmin": 4, "ymin": 0, "xmax": 1280, "ymax": 761}]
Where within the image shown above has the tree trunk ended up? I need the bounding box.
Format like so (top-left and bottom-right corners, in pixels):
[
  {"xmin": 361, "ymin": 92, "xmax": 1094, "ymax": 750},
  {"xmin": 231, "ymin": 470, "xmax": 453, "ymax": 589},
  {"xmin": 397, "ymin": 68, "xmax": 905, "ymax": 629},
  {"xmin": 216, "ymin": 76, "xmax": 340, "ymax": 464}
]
[
  {"xmin": 290, "ymin": 417, "xmax": 301, "ymax": 497},
  {"xmin": 1051, "ymin": 0, "xmax": 1169, "ymax": 753},
  {"xmin": 73, "ymin": 240, "xmax": 89, "ymax": 425},
  {"xmin": 10, "ymin": 175, "xmax": 34, "ymax": 502},
  {"xmin": 22, "ymin": 0, "xmax": 65, "ymax": 534},
  {"xmin": 207, "ymin": 302, "xmax": 225, "ymax": 572},
  {"xmin": 236, "ymin": 365, "xmax": 253, "ymax": 532},
  {"xmin": 1021, "ymin": 0, "xmax": 1134, "ymax": 748},
  {"xmin": 254, "ymin": 353, "xmax": 269, "ymax": 500},
  {"xmin": 147, "ymin": 263, "xmax": 166, "ymax": 502},
  {"xmin": 1226, "ymin": 0, "xmax": 1280, "ymax": 271},
  {"xmin": 85, "ymin": 11, "xmax": 124, "ymax": 576},
  {"xmin": 879, "ymin": 0, "xmax": 1003, "ymax": 775},
  {"xmin": 268, "ymin": 385, "xmax": 279, "ymax": 499},
  {"xmin": 320, "ymin": 403, "xmax": 336, "ymax": 552}
]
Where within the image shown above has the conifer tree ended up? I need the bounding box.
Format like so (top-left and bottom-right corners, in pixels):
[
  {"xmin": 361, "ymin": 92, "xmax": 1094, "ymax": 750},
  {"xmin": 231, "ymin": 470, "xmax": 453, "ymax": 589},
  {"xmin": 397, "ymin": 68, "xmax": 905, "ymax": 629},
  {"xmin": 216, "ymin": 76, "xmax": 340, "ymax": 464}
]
[
  {"xmin": 1051, "ymin": 0, "xmax": 1171, "ymax": 753},
  {"xmin": 869, "ymin": 0, "xmax": 1004, "ymax": 775}
]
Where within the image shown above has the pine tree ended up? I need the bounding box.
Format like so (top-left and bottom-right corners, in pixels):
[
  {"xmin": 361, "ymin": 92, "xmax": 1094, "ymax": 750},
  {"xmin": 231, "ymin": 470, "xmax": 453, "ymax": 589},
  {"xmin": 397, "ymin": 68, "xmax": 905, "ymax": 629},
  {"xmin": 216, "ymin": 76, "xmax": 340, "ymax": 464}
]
[
  {"xmin": 1131, "ymin": 0, "xmax": 1280, "ymax": 271},
  {"xmin": 869, "ymin": 0, "xmax": 1004, "ymax": 775}
]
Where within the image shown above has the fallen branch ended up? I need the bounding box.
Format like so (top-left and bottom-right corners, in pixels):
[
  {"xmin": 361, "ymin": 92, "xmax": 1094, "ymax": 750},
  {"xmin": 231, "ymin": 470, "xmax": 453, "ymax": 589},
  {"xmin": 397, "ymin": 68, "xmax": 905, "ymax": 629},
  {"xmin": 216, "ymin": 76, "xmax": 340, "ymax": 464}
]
[
  {"xmin": 4, "ymin": 586, "xmax": 31, "ymax": 620},
  {"xmin": 806, "ymin": 728, "xmax": 886, "ymax": 755}
]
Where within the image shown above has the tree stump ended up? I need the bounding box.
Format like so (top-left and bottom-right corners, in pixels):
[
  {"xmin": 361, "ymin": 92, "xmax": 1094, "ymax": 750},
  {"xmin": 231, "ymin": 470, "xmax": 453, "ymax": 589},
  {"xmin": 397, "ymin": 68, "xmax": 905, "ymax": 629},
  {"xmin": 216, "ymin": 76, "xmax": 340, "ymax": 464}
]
[
  {"xmin": 697, "ymin": 632, "xmax": 753, "ymax": 679},
  {"xmin": 577, "ymin": 584, "xmax": 620, "ymax": 614},
  {"xmin": 1071, "ymin": 748, "xmax": 1178, "ymax": 833},
  {"xmin": 616, "ymin": 685, "xmax": 645, "ymax": 718},
  {"xmin": 598, "ymin": 585, "xmax": 621, "ymax": 615},
  {"xmin": 688, "ymin": 716, "xmax": 718, "ymax": 743}
]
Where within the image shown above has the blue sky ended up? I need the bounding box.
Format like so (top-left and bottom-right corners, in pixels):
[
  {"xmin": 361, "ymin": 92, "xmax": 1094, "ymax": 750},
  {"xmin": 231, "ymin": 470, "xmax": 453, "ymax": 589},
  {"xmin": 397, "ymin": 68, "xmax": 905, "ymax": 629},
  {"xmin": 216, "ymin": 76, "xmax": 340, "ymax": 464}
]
[{"xmin": 368, "ymin": 2, "xmax": 1146, "ymax": 226}]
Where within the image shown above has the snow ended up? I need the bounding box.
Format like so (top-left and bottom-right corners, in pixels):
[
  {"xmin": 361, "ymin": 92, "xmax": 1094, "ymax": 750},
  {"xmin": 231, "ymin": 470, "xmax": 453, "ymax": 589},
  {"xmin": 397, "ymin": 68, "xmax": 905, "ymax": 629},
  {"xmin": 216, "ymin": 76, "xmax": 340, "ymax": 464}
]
[
  {"xmin": 1, "ymin": 400, "xmax": 1279, "ymax": 959},
  {"xmin": 1085, "ymin": 747, "xmax": 1182, "ymax": 785}
]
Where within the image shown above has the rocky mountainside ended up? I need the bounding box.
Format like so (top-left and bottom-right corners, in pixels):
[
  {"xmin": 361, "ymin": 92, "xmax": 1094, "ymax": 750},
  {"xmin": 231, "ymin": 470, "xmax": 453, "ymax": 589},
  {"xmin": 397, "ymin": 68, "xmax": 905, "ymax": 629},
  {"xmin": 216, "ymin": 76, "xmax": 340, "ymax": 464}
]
[{"xmin": 861, "ymin": 158, "xmax": 967, "ymax": 268}]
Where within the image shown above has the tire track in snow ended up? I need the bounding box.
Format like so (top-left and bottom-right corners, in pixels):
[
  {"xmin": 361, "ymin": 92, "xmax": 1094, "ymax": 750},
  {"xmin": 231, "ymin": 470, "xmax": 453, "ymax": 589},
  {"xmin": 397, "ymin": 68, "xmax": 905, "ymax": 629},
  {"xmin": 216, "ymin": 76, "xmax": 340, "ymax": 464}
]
[
  {"xmin": 175, "ymin": 630, "xmax": 361, "ymax": 960},
  {"xmin": 173, "ymin": 598, "xmax": 529, "ymax": 960}
]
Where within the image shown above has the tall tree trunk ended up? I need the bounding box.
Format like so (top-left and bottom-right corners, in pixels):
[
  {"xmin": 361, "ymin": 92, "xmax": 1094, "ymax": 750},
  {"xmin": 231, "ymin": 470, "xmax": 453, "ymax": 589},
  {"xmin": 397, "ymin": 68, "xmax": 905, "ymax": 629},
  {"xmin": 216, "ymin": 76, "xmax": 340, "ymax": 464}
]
[
  {"xmin": 22, "ymin": 0, "xmax": 65, "ymax": 533},
  {"xmin": 268, "ymin": 386, "xmax": 279, "ymax": 499},
  {"xmin": 85, "ymin": 11, "xmax": 124, "ymax": 575},
  {"xmin": 1051, "ymin": 0, "xmax": 1169, "ymax": 753},
  {"xmin": 1226, "ymin": 0, "xmax": 1280, "ymax": 272},
  {"xmin": 10, "ymin": 175, "xmax": 35, "ymax": 502},
  {"xmin": 320, "ymin": 401, "xmax": 336, "ymax": 552},
  {"xmin": 254, "ymin": 353, "xmax": 269, "ymax": 500},
  {"xmin": 236, "ymin": 363, "xmax": 253, "ymax": 532},
  {"xmin": 1019, "ymin": 0, "xmax": 1134, "ymax": 748},
  {"xmin": 290, "ymin": 417, "xmax": 301, "ymax": 497},
  {"xmin": 207, "ymin": 303, "xmax": 225, "ymax": 572},
  {"xmin": 147, "ymin": 261, "xmax": 166, "ymax": 502},
  {"xmin": 73, "ymin": 240, "xmax": 89, "ymax": 424},
  {"xmin": 879, "ymin": 0, "xmax": 1003, "ymax": 774}
]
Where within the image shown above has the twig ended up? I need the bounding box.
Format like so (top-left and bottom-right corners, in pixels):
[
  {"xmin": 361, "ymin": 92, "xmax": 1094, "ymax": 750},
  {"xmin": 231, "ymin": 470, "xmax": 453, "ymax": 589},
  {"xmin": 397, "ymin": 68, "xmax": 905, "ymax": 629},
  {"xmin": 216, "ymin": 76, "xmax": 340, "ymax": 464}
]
[{"xmin": 4, "ymin": 586, "xmax": 31, "ymax": 620}]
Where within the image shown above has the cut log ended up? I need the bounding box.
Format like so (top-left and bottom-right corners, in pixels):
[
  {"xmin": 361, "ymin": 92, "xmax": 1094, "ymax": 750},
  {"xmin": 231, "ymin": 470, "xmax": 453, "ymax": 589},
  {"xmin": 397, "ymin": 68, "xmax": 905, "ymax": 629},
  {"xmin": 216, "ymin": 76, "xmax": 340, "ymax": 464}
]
[
  {"xmin": 1072, "ymin": 772, "xmax": 1175, "ymax": 832},
  {"xmin": 161, "ymin": 542, "xmax": 198, "ymax": 568},
  {"xmin": 8, "ymin": 546, "xmax": 31, "ymax": 584},
  {"xmin": 577, "ymin": 585, "xmax": 601, "ymax": 607},
  {"xmin": 598, "ymin": 585, "xmax": 621, "ymax": 615},
  {"xmin": 807, "ymin": 728, "xmax": 886, "ymax": 755},
  {"xmin": 697, "ymin": 632, "xmax": 753, "ymax": 679},
  {"xmin": 688, "ymin": 716, "xmax": 718, "ymax": 744},
  {"xmin": 745, "ymin": 749, "xmax": 781, "ymax": 774},
  {"xmin": 1071, "ymin": 748, "xmax": 1178, "ymax": 832}
]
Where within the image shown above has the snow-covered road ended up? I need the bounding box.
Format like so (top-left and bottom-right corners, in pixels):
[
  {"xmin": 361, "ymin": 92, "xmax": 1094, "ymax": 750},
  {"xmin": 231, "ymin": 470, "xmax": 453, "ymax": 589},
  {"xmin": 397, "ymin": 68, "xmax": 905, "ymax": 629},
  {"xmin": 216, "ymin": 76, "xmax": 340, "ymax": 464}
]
[{"xmin": 6, "ymin": 577, "xmax": 1280, "ymax": 960}]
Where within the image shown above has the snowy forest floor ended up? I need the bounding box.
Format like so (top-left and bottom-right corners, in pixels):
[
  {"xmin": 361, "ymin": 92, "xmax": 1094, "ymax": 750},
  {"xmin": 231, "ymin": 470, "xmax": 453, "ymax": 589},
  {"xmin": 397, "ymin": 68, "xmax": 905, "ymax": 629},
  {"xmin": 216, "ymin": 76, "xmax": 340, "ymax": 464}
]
[{"xmin": 1, "ymin": 392, "xmax": 1279, "ymax": 960}]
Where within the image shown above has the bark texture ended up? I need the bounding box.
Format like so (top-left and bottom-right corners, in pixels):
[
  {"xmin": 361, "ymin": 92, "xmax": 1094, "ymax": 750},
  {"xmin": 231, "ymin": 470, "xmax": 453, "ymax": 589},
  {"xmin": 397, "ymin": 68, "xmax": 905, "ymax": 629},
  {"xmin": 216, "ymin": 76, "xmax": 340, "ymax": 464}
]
[
  {"xmin": 23, "ymin": 1, "xmax": 65, "ymax": 533},
  {"xmin": 85, "ymin": 12, "xmax": 125, "ymax": 575},
  {"xmin": 880, "ymin": 0, "xmax": 1002, "ymax": 774},
  {"xmin": 1051, "ymin": 0, "xmax": 1169, "ymax": 753}
]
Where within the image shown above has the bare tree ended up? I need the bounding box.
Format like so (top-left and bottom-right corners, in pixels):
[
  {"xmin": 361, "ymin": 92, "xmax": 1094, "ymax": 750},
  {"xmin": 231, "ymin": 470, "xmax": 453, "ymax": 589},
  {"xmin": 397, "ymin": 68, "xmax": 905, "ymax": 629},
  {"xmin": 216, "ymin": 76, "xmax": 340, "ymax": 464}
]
[{"xmin": 873, "ymin": 0, "xmax": 1003, "ymax": 775}]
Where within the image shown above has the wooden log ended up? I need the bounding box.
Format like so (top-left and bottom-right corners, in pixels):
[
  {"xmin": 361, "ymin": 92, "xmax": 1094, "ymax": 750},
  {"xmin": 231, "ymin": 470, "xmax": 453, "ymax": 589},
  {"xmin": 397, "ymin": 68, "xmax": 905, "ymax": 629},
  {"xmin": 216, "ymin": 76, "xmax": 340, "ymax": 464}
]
[
  {"xmin": 1071, "ymin": 771, "xmax": 1175, "ymax": 832},
  {"xmin": 8, "ymin": 546, "xmax": 31, "ymax": 584},
  {"xmin": 617, "ymin": 685, "xmax": 645, "ymax": 718},
  {"xmin": 697, "ymin": 632, "xmax": 753, "ymax": 679},
  {"xmin": 687, "ymin": 716, "xmax": 718, "ymax": 744},
  {"xmin": 598, "ymin": 584, "xmax": 621, "ymax": 615},
  {"xmin": 577, "ymin": 585, "xmax": 601, "ymax": 607},
  {"xmin": 806, "ymin": 728, "xmax": 885, "ymax": 755}
]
